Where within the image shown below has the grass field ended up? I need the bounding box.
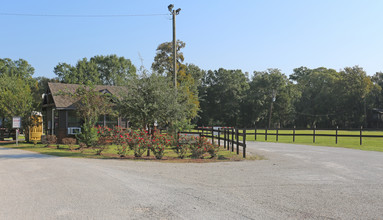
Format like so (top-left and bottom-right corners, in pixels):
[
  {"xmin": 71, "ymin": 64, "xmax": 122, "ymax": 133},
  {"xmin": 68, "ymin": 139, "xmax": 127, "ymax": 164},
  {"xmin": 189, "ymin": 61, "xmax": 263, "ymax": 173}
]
[{"xmin": 234, "ymin": 129, "xmax": 383, "ymax": 152}]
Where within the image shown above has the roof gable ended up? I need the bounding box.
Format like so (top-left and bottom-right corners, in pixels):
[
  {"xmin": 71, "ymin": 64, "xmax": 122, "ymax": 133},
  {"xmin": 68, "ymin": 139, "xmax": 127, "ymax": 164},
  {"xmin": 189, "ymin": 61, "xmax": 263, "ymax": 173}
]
[{"xmin": 47, "ymin": 83, "xmax": 127, "ymax": 109}]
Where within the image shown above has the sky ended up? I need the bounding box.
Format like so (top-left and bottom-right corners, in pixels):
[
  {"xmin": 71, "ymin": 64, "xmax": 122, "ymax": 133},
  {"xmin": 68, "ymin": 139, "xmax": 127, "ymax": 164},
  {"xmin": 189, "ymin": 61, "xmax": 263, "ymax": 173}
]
[{"xmin": 1, "ymin": 0, "xmax": 383, "ymax": 78}]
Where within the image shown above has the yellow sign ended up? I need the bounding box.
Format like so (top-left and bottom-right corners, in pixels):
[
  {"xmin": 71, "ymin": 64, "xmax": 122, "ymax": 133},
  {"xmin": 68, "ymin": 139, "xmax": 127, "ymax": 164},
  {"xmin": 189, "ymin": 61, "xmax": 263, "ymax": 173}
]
[{"xmin": 29, "ymin": 114, "xmax": 43, "ymax": 142}]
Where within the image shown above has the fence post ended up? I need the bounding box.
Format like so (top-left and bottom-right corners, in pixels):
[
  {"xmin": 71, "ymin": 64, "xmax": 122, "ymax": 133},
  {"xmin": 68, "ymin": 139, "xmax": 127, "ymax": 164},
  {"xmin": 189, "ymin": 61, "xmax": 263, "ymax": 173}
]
[
  {"xmin": 276, "ymin": 127, "xmax": 279, "ymax": 142},
  {"xmin": 335, "ymin": 126, "xmax": 338, "ymax": 144},
  {"xmin": 293, "ymin": 126, "xmax": 296, "ymax": 142},
  {"xmin": 236, "ymin": 128, "xmax": 239, "ymax": 155},
  {"xmin": 243, "ymin": 129, "xmax": 246, "ymax": 158},
  {"xmin": 265, "ymin": 128, "xmax": 268, "ymax": 141},
  {"xmin": 313, "ymin": 125, "xmax": 316, "ymax": 143},
  {"xmin": 360, "ymin": 126, "xmax": 363, "ymax": 145},
  {"xmin": 224, "ymin": 128, "xmax": 226, "ymax": 149},
  {"xmin": 254, "ymin": 126, "xmax": 257, "ymax": 141},
  {"xmin": 218, "ymin": 128, "xmax": 221, "ymax": 147},
  {"xmin": 231, "ymin": 128, "xmax": 234, "ymax": 152},
  {"xmin": 176, "ymin": 132, "xmax": 180, "ymax": 153},
  {"xmin": 211, "ymin": 127, "xmax": 214, "ymax": 144}
]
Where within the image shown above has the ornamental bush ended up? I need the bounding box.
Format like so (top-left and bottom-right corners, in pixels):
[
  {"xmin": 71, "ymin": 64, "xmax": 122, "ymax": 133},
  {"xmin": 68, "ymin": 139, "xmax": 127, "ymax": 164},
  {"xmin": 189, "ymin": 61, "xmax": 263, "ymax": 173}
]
[
  {"xmin": 189, "ymin": 136, "xmax": 216, "ymax": 159},
  {"xmin": 94, "ymin": 136, "xmax": 109, "ymax": 155},
  {"xmin": 45, "ymin": 135, "xmax": 57, "ymax": 147},
  {"xmin": 62, "ymin": 137, "xmax": 77, "ymax": 151},
  {"xmin": 175, "ymin": 144, "xmax": 189, "ymax": 159},
  {"xmin": 150, "ymin": 132, "xmax": 173, "ymax": 159}
]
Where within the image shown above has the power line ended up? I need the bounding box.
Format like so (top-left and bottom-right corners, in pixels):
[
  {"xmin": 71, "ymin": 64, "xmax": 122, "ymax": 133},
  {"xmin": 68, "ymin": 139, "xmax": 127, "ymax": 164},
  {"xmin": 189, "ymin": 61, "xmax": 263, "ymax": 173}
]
[{"xmin": 0, "ymin": 12, "xmax": 168, "ymax": 17}]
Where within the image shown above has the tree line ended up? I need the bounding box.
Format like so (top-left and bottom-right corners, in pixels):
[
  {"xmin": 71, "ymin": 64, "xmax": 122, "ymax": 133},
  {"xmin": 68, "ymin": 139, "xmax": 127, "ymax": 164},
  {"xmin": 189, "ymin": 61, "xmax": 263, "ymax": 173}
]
[
  {"xmin": 1, "ymin": 40, "xmax": 383, "ymax": 131},
  {"xmin": 198, "ymin": 66, "xmax": 382, "ymax": 129}
]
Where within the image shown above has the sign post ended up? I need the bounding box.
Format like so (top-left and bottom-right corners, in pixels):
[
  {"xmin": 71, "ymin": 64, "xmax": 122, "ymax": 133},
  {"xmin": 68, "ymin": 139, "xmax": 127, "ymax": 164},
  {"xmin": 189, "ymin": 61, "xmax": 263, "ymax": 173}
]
[{"xmin": 12, "ymin": 117, "xmax": 21, "ymax": 146}]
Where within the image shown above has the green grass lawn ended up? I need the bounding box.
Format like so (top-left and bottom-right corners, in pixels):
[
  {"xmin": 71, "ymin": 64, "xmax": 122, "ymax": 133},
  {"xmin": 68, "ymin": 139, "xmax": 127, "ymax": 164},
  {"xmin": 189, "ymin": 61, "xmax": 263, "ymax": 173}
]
[
  {"xmin": 237, "ymin": 129, "xmax": 383, "ymax": 152},
  {"xmin": 0, "ymin": 142, "xmax": 248, "ymax": 162}
]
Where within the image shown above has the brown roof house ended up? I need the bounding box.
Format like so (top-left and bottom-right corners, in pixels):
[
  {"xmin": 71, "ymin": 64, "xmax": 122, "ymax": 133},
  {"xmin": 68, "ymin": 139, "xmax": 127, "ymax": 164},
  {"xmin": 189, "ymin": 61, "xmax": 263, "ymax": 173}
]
[{"xmin": 42, "ymin": 82, "xmax": 129, "ymax": 142}]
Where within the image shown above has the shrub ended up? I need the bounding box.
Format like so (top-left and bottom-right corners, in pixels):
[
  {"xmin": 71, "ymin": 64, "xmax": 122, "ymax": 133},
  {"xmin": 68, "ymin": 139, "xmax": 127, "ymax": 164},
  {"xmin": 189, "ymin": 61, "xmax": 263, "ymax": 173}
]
[
  {"xmin": 112, "ymin": 126, "xmax": 129, "ymax": 146},
  {"xmin": 96, "ymin": 125, "xmax": 113, "ymax": 138},
  {"xmin": 189, "ymin": 144, "xmax": 206, "ymax": 159},
  {"xmin": 150, "ymin": 132, "xmax": 173, "ymax": 159},
  {"xmin": 62, "ymin": 137, "xmax": 77, "ymax": 151},
  {"xmin": 175, "ymin": 144, "xmax": 188, "ymax": 159},
  {"xmin": 76, "ymin": 123, "xmax": 98, "ymax": 147},
  {"xmin": 189, "ymin": 136, "xmax": 212, "ymax": 159},
  {"xmin": 116, "ymin": 145, "xmax": 128, "ymax": 157},
  {"xmin": 132, "ymin": 143, "xmax": 146, "ymax": 157},
  {"xmin": 45, "ymin": 135, "xmax": 57, "ymax": 147},
  {"xmin": 124, "ymin": 130, "xmax": 145, "ymax": 157},
  {"xmin": 94, "ymin": 137, "xmax": 109, "ymax": 155},
  {"xmin": 206, "ymin": 142, "xmax": 219, "ymax": 158},
  {"xmin": 151, "ymin": 145, "xmax": 165, "ymax": 159},
  {"xmin": 78, "ymin": 142, "xmax": 87, "ymax": 153}
]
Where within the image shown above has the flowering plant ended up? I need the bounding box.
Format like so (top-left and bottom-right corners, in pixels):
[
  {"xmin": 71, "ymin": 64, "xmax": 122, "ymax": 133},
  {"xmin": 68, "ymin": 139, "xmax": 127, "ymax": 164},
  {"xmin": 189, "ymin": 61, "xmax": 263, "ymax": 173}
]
[
  {"xmin": 188, "ymin": 136, "xmax": 216, "ymax": 159},
  {"xmin": 150, "ymin": 132, "xmax": 173, "ymax": 159},
  {"xmin": 96, "ymin": 125, "xmax": 113, "ymax": 138}
]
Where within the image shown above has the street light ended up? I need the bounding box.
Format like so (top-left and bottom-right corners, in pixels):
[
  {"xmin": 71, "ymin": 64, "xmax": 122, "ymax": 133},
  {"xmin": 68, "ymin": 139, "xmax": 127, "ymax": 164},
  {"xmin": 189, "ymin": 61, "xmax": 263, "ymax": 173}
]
[{"xmin": 168, "ymin": 4, "xmax": 181, "ymax": 89}]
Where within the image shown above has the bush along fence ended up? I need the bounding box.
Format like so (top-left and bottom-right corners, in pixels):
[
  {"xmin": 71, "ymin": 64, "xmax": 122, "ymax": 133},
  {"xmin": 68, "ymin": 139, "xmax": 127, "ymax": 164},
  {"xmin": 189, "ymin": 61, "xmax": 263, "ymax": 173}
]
[
  {"xmin": 180, "ymin": 127, "xmax": 248, "ymax": 158},
  {"xmin": 251, "ymin": 126, "xmax": 383, "ymax": 145}
]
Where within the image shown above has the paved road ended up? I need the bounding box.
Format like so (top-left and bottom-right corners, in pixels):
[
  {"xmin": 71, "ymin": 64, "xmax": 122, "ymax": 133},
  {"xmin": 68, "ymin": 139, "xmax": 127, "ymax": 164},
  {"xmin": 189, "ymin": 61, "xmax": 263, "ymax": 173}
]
[{"xmin": 0, "ymin": 143, "xmax": 382, "ymax": 219}]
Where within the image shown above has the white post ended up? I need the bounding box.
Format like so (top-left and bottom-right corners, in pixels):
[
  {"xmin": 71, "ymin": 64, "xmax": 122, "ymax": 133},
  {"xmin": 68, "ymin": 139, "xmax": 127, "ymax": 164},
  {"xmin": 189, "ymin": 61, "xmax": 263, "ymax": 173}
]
[{"xmin": 16, "ymin": 129, "xmax": 19, "ymax": 146}]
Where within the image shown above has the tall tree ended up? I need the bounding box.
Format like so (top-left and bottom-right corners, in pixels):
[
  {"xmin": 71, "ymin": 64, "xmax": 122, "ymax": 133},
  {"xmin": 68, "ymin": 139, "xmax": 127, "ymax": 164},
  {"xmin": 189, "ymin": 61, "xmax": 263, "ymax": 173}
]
[
  {"xmin": 54, "ymin": 55, "xmax": 136, "ymax": 85},
  {"xmin": 199, "ymin": 68, "xmax": 249, "ymax": 126},
  {"xmin": 91, "ymin": 55, "xmax": 137, "ymax": 85},
  {"xmin": 151, "ymin": 41, "xmax": 200, "ymax": 121},
  {"xmin": 338, "ymin": 66, "xmax": 373, "ymax": 127},
  {"xmin": 369, "ymin": 72, "xmax": 383, "ymax": 109},
  {"xmin": 0, "ymin": 58, "xmax": 34, "ymax": 78},
  {"xmin": 0, "ymin": 75, "xmax": 34, "ymax": 131},
  {"xmin": 244, "ymin": 69, "xmax": 298, "ymax": 128},
  {"xmin": 152, "ymin": 40, "xmax": 185, "ymax": 77},
  {"xmin": 0, "ymin": 58, "xmax": 39, "ymax": 139},
  {"xmin": 119, "ymin": 69, "xmax": 193, "ymax": 132},
  {"xmin": 291, "ymin": 67, "xmax": 341, "ymax": 128}
]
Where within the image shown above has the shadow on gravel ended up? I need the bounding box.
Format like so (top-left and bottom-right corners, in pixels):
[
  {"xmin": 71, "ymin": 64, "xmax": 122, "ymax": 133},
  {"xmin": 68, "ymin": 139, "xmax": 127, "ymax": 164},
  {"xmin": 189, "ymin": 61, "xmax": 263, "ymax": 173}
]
[{"xmin": 0, "ymin": 153, "xmax": 51, "ymax": 159}]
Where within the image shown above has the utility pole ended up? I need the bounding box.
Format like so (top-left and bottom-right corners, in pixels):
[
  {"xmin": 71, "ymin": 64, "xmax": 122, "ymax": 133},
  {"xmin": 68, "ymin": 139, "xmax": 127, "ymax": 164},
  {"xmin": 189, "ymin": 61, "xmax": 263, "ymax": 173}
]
[
  {"xmin": 168, "ymin": 4, "xmax": 181, "ymax": 89},
  {"xmin": 168, "ymin": 4, "xmax": 181, "ymax": 136}
]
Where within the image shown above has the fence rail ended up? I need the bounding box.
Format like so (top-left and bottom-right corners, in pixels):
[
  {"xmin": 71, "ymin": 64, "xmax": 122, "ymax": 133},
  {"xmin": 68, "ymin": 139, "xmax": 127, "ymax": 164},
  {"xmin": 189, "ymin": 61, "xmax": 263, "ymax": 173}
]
[
  {"xmin": 250, "ymin": 126, "xmax": 383, "ymax": 145},
  {"xmin": 174, "ymin": 126, "xmax": 383, "ymax": 159},
  {"xmin": 183, "ymin": 127, "xmax": 248, "ymax": 158}
]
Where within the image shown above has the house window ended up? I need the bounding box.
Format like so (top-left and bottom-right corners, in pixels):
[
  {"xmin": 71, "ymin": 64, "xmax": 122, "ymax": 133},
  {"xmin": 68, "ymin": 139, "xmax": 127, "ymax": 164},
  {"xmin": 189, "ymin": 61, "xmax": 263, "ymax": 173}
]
[
  {"xmin": 105, "ymin": 115, "xmax": 118, "ymax": 128},
  {"xmin": 94, "ymin": 115, "xmax": 119, "ymax": 128},
  {"xmin": 67, "ymin": 111, "xmax": 81, "ymax": 127}
]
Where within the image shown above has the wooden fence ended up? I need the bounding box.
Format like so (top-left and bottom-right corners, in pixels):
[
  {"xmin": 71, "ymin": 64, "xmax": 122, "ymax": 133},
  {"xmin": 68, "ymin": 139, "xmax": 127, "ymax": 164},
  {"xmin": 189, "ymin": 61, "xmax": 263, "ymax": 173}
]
[
  {"xmin": 178, "ymin": 126, "xmax": 383, "ymax": 158},
  {"xmin": 252, "ymin": 126, "xmax": 383, "ymax": 145},
  {"xmin": 180, "ymin": 127, "xmax": 248, "ymax": 158}
]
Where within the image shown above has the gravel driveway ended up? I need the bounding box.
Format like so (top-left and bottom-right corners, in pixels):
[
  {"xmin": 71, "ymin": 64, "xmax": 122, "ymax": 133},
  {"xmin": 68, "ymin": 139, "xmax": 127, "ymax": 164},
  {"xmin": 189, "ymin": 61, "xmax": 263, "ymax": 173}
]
[{"xmin": 1, "ymin": 142, "xmax": 382, "ymax": 219}]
